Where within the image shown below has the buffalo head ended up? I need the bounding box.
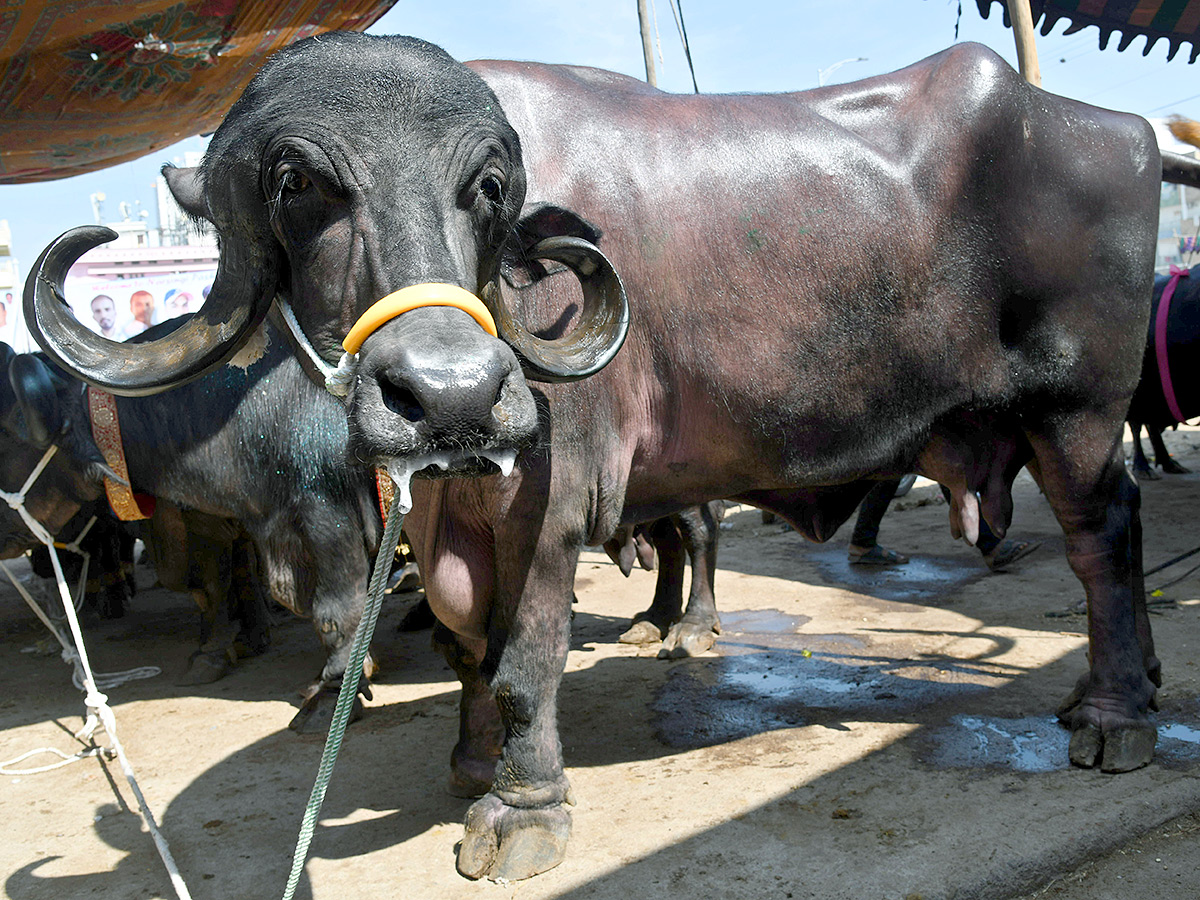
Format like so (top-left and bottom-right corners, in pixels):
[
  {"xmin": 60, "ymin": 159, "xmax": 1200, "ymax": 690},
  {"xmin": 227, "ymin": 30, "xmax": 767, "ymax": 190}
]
[
  {"xmin": 26, "ymin": 34, "xmax": 627, "ymax": 481},
  {"xmin": 0, "ymin": 345, "xmax": 115, "ymax": 558}
]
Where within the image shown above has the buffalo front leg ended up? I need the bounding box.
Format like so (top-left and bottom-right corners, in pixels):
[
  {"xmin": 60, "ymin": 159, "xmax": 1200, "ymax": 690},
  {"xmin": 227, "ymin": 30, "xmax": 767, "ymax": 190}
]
[
  {"xmin": 1030, "ymin": 417, "xmax": 1158, "ymax": 773},
  {"xmin": 289, "ymin": 544, "xmax": 373, "ymax": 734},
  {"xmin": 660, "ymin": 501, "xmax": 724, "ymax": 658},
  {"xmin": 457, "ymin": 529, "xmax": 578, "ymax": 882}
]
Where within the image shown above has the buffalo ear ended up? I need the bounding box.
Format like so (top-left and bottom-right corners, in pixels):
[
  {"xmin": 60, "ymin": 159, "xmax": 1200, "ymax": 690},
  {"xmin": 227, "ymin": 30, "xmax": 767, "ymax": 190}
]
[
  {"xmin": 162, "ymin": 165, "xmax": 212, "ymax": 222},
  {"xmin": 504, "ymin": 203, "xmax": 603, "ymax": 287}
]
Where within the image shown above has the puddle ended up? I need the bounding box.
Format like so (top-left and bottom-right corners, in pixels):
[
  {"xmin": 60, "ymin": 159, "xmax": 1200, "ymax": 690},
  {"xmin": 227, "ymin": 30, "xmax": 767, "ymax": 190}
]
[
  {"xmin": 1161, "ymin": 722, "xmax": 1200, "ymax": 743},
  {"xmin": 653, "ymin": 649, "xmax": 984, "ymax": 749},
  {"xmin": 804, "ymin": 544, "xmax": 983, "ymax": 603},
  {"xmin": 923, "ymin": 713, "xmax": 1200, "ymax": 772},
  {"xmin": 720, "ymin": 608, "xmax": 811, "ymax": 634},
  {"xmin": 923, "ymin": 715, "xmax": 1070, "ymax": 773}
]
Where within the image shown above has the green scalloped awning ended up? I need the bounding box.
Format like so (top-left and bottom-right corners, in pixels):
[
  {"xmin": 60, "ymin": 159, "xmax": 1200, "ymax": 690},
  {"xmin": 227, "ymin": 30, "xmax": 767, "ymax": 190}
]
[{"xmin": 0, "ymin": 0, "xmax": 396, "ymax": 183}]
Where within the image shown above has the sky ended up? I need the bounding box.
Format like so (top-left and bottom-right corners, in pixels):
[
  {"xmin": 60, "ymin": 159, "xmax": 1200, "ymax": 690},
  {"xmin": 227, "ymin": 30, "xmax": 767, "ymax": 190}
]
[{"xmin": 4, "ymin": 0, "xmax": 1200, "ymax": 271}]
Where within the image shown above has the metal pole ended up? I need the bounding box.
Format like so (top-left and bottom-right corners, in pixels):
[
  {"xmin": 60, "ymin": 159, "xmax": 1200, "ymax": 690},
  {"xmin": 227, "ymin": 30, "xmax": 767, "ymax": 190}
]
[
  {"xmin": 638, "ymin": 0, "xmax": 657, "ymax": 86},
  {"xmin": 1010, "ymin": 0, "xmax": 1041, "ymax": 87}
]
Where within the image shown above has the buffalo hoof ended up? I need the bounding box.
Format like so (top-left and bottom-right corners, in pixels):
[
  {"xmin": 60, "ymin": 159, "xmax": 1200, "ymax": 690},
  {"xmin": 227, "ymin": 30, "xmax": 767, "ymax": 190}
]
[
  {"xmin": 1161, "ymin": 458, "xmax": 1191, "ymax": 475},
  {"xmin": 178, "ymin": 649, "xmax": 234, "ymax": 685},
  {"xmin": 457, "ymin": 793, "xmax": 572, "ymax": 882},
  {"xmin": 1068, "ymin": 723, "xmax": 1157, "ymax": 773},
  {"xmin": 1057, "ymin": 674, "xmax": 1157, "ymax": 773},
  {"xmin": 288, "ymin": 683, "xmax": 365, "ymax": 734},
  {"xmin": 1133, "ymin": 465, "xmax": 1160, "ymax": 481},
  {"xmin": 618, "ymin": 618, "xmax": 667, "ymax": 644},
  {"xmin": 658, "ymin": 621, "xmax": 720, "ymax": 658}
]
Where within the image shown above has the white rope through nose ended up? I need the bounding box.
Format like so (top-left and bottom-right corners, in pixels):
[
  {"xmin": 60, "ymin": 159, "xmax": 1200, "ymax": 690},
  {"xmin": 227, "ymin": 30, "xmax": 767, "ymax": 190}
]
[
  {"xmin": 0, "ymin": 444, "xmax": 190, "ymax": 899},
  {"xmin": 274, "ymin": 296, "xmax": 356, "ymax": 398}
]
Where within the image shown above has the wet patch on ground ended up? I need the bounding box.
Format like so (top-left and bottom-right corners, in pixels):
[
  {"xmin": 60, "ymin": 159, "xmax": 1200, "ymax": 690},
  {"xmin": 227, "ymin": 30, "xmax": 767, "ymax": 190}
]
[
  {"xmin": 916, "ymin": 706, "xmax": 1200, "ymax": 773},
  {"xmin": 653, "ymin": 645, "xmax": 990, "ymax": 749},
  {"xmin": 920, "ymin": 714, "xmax": 1071, "ymax": 772},
  {"xmin": 802, "ymin": 544, "xmax": 985, "ymax": 604}
]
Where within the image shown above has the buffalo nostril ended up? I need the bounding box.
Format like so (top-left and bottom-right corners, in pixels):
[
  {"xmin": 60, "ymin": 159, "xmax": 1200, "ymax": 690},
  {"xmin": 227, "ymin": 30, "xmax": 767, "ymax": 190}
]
[{"xmin": 382, "ymin": 383, "xmax": 425, "ymax": 422}]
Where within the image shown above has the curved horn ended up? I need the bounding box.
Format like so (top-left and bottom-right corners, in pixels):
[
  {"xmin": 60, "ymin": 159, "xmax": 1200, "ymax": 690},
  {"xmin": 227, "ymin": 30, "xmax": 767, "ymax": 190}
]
[
  {"xmin": 9, "ymin": 354, "xmax": 62, "ymax": 447},
  {"xmin": 24, "ymin": 226, "xmax": 276, "ymax": 397},
  {"xmin": 483, "ymin": 236, "xmax": 629, "ymax": 383}
]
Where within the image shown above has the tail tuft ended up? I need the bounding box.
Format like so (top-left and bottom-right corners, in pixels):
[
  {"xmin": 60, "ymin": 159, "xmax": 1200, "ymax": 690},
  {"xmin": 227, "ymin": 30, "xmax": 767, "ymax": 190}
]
[{"xmin": 1168, "ymin": 115, "xmax": 1200, "ymax": 149}]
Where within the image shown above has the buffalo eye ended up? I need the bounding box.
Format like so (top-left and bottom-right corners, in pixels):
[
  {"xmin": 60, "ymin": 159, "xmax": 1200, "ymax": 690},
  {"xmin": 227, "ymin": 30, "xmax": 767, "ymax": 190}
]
[
  {"xmin": 480, "ymin": 174, "xmax": 504, "ymax": 205},
  {"xmin": 278, "ymin": 168, "xmax": 311, "ymax": 195}
]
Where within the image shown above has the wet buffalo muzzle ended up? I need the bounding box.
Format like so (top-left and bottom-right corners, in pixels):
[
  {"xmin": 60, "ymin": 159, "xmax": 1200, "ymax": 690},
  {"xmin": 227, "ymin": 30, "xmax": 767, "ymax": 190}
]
[{"xmin": 351, "ymin": 308, "xmax": 539, "ymax": 461}]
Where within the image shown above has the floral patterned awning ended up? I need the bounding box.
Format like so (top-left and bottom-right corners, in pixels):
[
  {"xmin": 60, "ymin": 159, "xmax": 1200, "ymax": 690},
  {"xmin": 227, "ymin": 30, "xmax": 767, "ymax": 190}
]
[
  {"xmin": 0, "ymin": 0, "xmax": 396, "ymax": 183},
  {"xmin": 977, "ymin": 0, "xmax": 1200, "ymax": 63}
]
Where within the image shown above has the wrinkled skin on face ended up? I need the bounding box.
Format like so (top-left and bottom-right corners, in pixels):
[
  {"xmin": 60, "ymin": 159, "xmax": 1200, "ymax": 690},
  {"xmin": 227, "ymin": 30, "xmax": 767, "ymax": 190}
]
[{"xmin": 165, "ymin": 34, "xmax": 541, "ymax": 476}]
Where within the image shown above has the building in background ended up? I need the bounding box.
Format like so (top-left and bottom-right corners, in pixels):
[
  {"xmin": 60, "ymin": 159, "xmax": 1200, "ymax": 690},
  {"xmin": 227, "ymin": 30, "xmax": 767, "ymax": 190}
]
[
  {"xmin": 0, "ymin": 218, "xmax": 29, "ymax": 350},
  {"xmin": 63, "ymin": 151, "xmax": 218, "ymax": 338}
]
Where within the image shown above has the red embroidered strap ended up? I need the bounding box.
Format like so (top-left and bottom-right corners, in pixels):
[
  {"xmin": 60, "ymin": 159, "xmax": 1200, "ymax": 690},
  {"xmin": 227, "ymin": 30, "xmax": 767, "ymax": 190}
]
[
  {"xmin": 1155, "ymin": 265, "xmax": 1189, "ymax": 424},
  {"xmin": 87, "ymin": 388, "xmax": 154, "ymax": 521},
  {"xmin": 376, "ymin": 468, "xmax": 394, "ymax": 525}
]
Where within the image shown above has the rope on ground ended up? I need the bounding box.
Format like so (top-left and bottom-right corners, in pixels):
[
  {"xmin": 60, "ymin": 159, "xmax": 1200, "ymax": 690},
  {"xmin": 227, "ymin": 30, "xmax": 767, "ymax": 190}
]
[
  {"xmin": 1145, "ymin": 542, "xmax": 1200, "ymax": 577},
  {"xmin": 282, "ymin": 493, "xmax": 404, "ymax": 900},
  {"xmin": 0, "ymin": 445, "xmax": 191, "ymax": 900},
  {"xmin": 1151, "ymin": 560, "xmax": 1200, "ymax": 594},
  {"xmin": 1, "ymin": 560, "xmax": 161, "ymax": 691},
  {"xmin": 1, "ymin": 745, "xmax": 113, "ymax": 776}
]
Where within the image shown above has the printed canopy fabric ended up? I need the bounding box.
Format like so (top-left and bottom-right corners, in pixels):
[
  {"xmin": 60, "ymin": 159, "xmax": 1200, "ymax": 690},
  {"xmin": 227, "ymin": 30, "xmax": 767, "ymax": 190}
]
[
  {"xmin": 0, "ymin": 0, "xmax": 395, "ymax": 183},
  {"xmin": 977, "ymin": 0, "xmax": 1200, "ymax": 63}
]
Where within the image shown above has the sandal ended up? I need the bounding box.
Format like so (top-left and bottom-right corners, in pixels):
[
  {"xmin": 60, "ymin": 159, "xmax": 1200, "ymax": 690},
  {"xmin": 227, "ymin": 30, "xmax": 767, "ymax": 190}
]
[
  {"xmin": 848, "ymin": 544, "xmax": 909, "ymax": 566},
  {"xmin": 984, "ymin": 538, "xmax": 1041, "ymax": 572}
]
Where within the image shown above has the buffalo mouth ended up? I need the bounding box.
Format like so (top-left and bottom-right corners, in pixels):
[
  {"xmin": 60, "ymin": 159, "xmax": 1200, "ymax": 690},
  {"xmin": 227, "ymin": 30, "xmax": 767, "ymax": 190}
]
[{"xmin": 384, "ymin": 447, "xmax": 519, "ymax": 513}]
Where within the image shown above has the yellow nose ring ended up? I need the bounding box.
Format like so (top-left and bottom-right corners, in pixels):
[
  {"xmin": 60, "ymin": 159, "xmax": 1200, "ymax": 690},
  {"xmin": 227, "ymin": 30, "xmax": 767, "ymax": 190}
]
[{"xmin": 342, "ymin": 283, "xmax": 498, "ymax": 354}]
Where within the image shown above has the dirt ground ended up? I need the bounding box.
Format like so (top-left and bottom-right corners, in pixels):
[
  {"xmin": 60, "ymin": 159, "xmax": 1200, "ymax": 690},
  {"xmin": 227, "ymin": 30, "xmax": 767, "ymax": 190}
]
[{"xmin": 4, "ymin": 429, "xmax": 1200, "ymax": 900}]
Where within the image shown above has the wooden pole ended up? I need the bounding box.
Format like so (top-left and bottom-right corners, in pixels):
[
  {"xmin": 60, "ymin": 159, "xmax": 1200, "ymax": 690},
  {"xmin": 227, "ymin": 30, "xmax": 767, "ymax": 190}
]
[
  {"xmin": 1010, "ymin": 0, "xmax": 1041, "ymax": 87},
  {"xmin": 637, "ymin": 0, "xmax": 657, "ymax": 86}
]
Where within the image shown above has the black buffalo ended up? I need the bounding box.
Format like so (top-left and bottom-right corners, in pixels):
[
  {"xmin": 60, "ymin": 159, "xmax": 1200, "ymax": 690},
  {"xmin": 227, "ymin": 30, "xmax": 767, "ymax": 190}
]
[
  {"xmin": 0, "ymin": 323, "xmax": 383, "ymax": 731},
  {"xmin": 27, "ymin": 502, "xmax": 136, "ymax": 620},
  {"xmin": 26, "ymin": 34, "xmax": 1200, "ymax": 881},
  {"xmin": 1128, "ymin": 264, "xmax": 1200, "ymax": 478}
]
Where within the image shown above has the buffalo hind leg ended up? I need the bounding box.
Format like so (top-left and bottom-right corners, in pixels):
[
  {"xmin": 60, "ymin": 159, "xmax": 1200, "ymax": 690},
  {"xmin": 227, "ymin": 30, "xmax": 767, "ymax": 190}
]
[
  {"xmin": 433, "ymin": 623, "xmax": 504, "ymax": 798},
  {"xmin": 1129, "ymin": 420, "xmax": 1158, "ymax": 480},
  {"xmin": 660, "ymin": 500, "xmax": 724, "ymax": 658},
  {"xmin": 1030, "ymin": 416, "xmax": 1158, "ymax": 772},
  {"xmin": 1150, "ymin": 425, "xmax": 1190, "ymax": 474},
  {"xmin": 618, "ymin": 516, "xmax": 687, "ymax": 644}
]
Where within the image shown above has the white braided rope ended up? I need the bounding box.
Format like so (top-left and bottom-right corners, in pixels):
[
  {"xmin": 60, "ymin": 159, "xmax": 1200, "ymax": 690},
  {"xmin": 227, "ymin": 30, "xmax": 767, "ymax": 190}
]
[
  {"xmin": 0, "ymin": 745, "xmax": 113, "ymax": 776},
  {"xmin": 273, "ymin": 296, "xmax": 358, "ymax": 398},
  {"xmin": 0, "ymin": 445, "xmax": 191, "ymax": 900}
]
